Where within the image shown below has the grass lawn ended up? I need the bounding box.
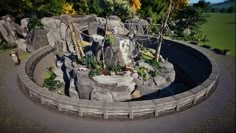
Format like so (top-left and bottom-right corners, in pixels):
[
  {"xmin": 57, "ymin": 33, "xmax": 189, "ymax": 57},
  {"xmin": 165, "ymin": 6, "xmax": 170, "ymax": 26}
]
[{"xmin": 200, "ymin": 13, "xmax": 235, "ymax": 56}]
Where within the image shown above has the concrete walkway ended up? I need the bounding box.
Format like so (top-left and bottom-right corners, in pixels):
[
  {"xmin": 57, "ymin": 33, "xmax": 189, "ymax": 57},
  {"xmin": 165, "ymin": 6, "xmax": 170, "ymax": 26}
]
[{"xmin": 1, "ymin": 44, "xmax": 235, "ymax": 133}]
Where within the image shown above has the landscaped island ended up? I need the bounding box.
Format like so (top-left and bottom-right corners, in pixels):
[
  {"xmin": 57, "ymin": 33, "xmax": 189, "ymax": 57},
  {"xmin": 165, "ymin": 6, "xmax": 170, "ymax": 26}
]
[{"xmin": 39, "ymin": 15, "xmax": 175, "ymax": 102}]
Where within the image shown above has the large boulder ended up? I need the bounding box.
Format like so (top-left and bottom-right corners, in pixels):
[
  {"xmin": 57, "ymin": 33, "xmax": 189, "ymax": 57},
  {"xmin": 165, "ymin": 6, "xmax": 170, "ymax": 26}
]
[
  {"xmin": 104, "ymin": 36, "xmax": 133, "ymax": 67},
  {"xmin": 41, "ymin": 17, "xmax": 61, "ymax": 31},
  {"xmin": 0, "ymin": 16, "xmax": 17, "ymax": 45},
  {"xmin": 30, "ymin": 29, "xmax": 49, "ymax": 51},
  {"xmin": 91, "ymin": 74, "xmax": 135, "ymax": 101},
  {"xmin": 76, "ymin": 71, "xmax": 95, "ymax": 99},
  {"xmin": 106, "ymin": 16, "xmax": 129, "ymax": 35},
  {"xmin": 125, "ymin": 16, "xmax": 150, "ymax": 35},
  {"xmin": 154, "ymin": 76, "xmax": 167, "ymax": 86},
  {"xmin": 91, "ymin": 87, "xmax": 113, "ymax": 102},
  {"xmin": 92, "ymin": 74, "xmax": 135, "ymax": 93},
  {"xmin": 0, "ymin": 16, "xmax": 32, "ymax": 51},
  {"xmin": 135, "ymin": 60, "xmax": 176, "ymax": 96}
]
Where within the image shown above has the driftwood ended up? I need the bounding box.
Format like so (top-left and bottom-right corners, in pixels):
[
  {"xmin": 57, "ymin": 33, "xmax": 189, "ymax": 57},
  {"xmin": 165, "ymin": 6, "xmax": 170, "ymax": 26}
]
[{"xmin": 68, "ymin": 20, "xmax": 85, "ymax": 60}]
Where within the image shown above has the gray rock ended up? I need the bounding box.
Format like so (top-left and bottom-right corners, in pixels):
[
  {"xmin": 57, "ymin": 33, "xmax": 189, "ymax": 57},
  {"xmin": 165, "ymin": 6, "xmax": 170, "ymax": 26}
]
[
  {"xmin": 104, "ymin": 36, "xmax": 133, "ymax": 67},
  {"xmin": 91, "ymin": 87, "xmax": 113, "ymax": 102},
  {"xmin": 111, "ymin": 91, "xmax": 131, "ymax": 101},
  {"xmin": 138, "ymin": 60, "xmax": 154, "ymax": 71},
  {"xmin": 31, "ymin": 29, "xmax": 49, "ymax": 51},
  {"xmin": 137, "ymin": 86, "xmax": 158, "ymax": 96},
  {"xmin": 153, "ymin": 76, "xmax": 167, "ymax": 86},
  {"xmin": 96, "ymin": 17, "xmax": 106, "ymax": 26},
  {"xmin": 104, "ymin": 46, "xmax": 117, "ymax": 67},
  {"xmin": 54, "ymin": 76, "xmax": 64, "ymax": 83},
  {"xmin": 52, "ymin": 67, "xmax": 64, "ymax": 78},
  {"xmin": 41, "ymin": 17, "xmax": 61, "ymax": 31},
  {"xmin": 47, "ymin": 28, "xmax": 62, "ymax": 47},
  {"xmin": 76, "ymin": 71, "xmax": 95, "ymax": 100},
  {"xmin": 88, "ymin": 21, "xmax": 97, "ymax": 35},
  {"xmin": 124, "ymin": 71, "xmax": 132, "ymax": 76},
  {"xmin": 107, "ymin": 16, "xmax": 129, "ymax": 35},
  {"xmin": 143, "ymin": 79, "xmax": 155, "ymax": 86},
  {"xmin": 125, "ymin": 16, "xmax": 149, "ymax": 35},
  {"xmin": 131, "ymin": 72, "xmax": 139, "ymax": 79},
  {"xmin": 20, "ymin": 18, "xmax": 29, "ymax": 30},
  {"xmin": 92, "ymin": 74, "xmax": 135, "ymax": 93},
  {"xmin": 159, "ymin": 62, "xmax": 174, "ymax": 72},
  {"xmin": 164, "ymin": 71, "xmax": 175, "ymax": 82},
  {"xmin": 159, "ymin": 62, "xmax": 174, "ymax": 70},
  {"xmin": 15, "ymin": 39, "xmax": 27, "ymax": 51},
  {"xmin": 0, "ymin": 18, "xmax": 17, "ymax": 45}
]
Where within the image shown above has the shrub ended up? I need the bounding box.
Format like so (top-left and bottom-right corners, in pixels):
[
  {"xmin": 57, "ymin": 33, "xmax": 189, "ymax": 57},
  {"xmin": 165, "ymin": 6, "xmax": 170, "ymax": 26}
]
[
  {"xmin": 108, "ymin": 65, "xmax": 123, "ymax": 73},
  {"xmin": 170, "ymin": 6, "xmax": 208, "ymax": 42},
  {"xmin": 220, "ymin": 8, "xmax": 226, "ymax": 13},
  {"xmin": 43, "ymin": 67, "xmax": 64, "ymax": 91},
  {"xmin": 211, "ymin": 8, "xmax": 216, "ymax": 12},
  {"xmin": 79, "ymin": 52, "xmax": 99, "ymax": 69},
  {"xmin": 136, "ymin": 67, "xmax": 150, "ymax": 80},
  {"xmin": 227, "ymin": 6, "xmax": 234, "ymax": 13},
  {"xmin": 88, "ymin": 69, "xmax": 101, "ymax": 78},
  {"xmin": 27, "ymin": 18, "xmax": 43, "ymax": 31}
]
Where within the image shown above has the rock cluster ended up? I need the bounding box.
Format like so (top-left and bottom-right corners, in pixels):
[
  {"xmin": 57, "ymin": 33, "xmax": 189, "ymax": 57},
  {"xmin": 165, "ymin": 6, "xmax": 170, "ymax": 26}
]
[
  {"xmin": 135, "ymin": 61, "xmax": 175, "ymax": 96},
  {"xmin": 0, "ymin": 15, "xmax": 29, "ymax": 51}
]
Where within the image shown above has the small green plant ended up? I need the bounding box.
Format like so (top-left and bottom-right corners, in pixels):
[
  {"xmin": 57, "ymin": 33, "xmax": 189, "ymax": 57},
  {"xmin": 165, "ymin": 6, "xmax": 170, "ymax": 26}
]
[
  {"xmin": 108, "ymin": 65, "xmax": 123, "ymax": 73},
  {"xmin": 27, "ymin": 18, "xmax": 43, "ymax": 31},
  {"xmin": 43, "ymin": 67, "xmax": 64, "ymax": 91},
  {"xmin": 136, "ymin": 67, "xmax": 150, "ymax": 80},
  {"xmin": 139, "ymin": 47, "xmax": 155, "ymax": 62},
  {"xmin": 145, "ymin": 59, "xmax": 160, "ymax": 70},
  {"xmin": 149, "ymin": 70, "xmax": 159, "ymax": 77},
  {"xmin": 88, "ymin": 69, "xmax": 101, "ymax": 78},
  {"xmin": 79, "ymin": 52, "xmax": 99, "ymax": 69},
  {"xmin": 105, "ymin": 34, "xmax": 115, "ymax": 45}
]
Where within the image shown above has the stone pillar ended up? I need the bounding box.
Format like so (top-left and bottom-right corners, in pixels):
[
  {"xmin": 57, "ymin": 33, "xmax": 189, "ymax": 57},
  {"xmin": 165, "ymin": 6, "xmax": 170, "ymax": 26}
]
[
  {"xmin": 154, "ymin": 108, "xmax": 159, "ymax": 117},
  {"xmin": 58, "ymin": 104, "xmax": 62, "ymax": 111},
  {"xmin": 193, "ymin": 97, "xmax": 197, "ymax": 104},
  {"xmin": 176, "ymin": 105, "xmax": 180, "ymax": 111},
  {"xmin": 205, "ymin": 89, "xmax": 209, "ymax": 97},
  {"xmin": 40, "ymin": 96, "xmax": 45, "ymax": 104},
  {"xmin": 104, "ymin": 111, "xmax": 108, "ymax": 119},
  {"xmin": 78, "ymin": 105, "xmax": 83, "ymax": 117},
  {"xmin": 29, "ymin": 90, "xmax": 33, "ymax": 97},
  {"xmin": 129, "ymin": 108, "xmax": 134, "ymax": 119}
]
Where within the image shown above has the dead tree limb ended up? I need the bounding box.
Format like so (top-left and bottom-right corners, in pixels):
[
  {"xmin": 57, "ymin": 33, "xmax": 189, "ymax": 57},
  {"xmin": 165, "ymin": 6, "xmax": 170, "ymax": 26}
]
[
  {"xmin": 68, "ymin": 20, "xmax": 85, "ymax": 60},
  {"xmin": 155, "ymin": 0, "xmax": 173, "ymax": 62}
]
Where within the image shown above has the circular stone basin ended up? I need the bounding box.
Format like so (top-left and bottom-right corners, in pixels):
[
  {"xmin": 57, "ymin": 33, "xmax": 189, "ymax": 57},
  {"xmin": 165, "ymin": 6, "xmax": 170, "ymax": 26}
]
[{"xmin": 18, "ymin": 39, "xmax": 219, "ymax": 119}]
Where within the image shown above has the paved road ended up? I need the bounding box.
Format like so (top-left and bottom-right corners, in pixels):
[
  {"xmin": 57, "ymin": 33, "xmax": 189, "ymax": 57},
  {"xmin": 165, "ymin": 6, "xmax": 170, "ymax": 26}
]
[{"xmin": 1, "ymin": 44, "xmax": 235, "ymax": 133}]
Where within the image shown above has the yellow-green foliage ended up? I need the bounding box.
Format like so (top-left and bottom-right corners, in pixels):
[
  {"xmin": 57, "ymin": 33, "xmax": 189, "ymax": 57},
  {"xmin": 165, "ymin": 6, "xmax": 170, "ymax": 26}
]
[
  {"xmin": 129, "ymin": 0, "xmax": 141, "ymax": 12},
  {"xmin": 18, "ymin": 51, "xmax": 29, "ymax": 61},
  {"xmin": 62, "ymin": 2, "xmax": 77, "ymax": 16}
]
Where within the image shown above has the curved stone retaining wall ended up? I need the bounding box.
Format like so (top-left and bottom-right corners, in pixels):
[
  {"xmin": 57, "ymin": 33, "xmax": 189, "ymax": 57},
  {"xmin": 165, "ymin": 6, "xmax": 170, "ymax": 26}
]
[{"xmin": 17, "ymin": 39, "xmax": 219, "ymax": 119}]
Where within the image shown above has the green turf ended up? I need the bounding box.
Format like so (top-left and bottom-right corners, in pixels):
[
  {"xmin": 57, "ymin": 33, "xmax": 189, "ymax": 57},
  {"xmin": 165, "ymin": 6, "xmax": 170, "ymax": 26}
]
[{"xmin": 200, "ymin": 13, "xmax": 235, "ymax": 56}]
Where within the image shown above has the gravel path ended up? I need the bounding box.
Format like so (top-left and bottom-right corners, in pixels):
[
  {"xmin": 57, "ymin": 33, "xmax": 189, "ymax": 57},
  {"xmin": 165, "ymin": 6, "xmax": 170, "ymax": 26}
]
[
  {"xmin": 0, "ymin": 44, "xmax": 235, "ymax": 133},
  {"xmin": 0, "ymin": 50, "xmax": 51, "ymax": 133}
]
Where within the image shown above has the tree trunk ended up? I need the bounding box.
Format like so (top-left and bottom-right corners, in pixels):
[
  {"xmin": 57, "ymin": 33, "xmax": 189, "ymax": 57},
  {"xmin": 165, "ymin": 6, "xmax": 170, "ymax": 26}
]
[{"xmin": 155, "ymin": 0, "xmax": 173, "ymax": 62}]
